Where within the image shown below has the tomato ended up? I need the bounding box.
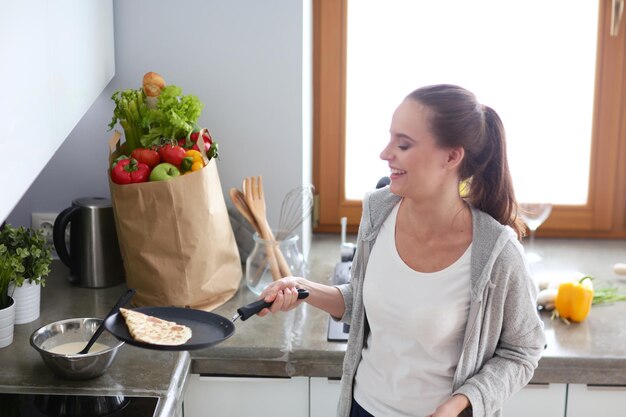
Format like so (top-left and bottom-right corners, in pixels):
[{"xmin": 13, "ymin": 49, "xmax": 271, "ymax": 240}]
[
  {"xmin": 158, "ymin": 144, "xmax": 187, "ymax": 167},
  {"xmin": 130, "ymin": 148, "xmax": 161, "ymax": 168}
]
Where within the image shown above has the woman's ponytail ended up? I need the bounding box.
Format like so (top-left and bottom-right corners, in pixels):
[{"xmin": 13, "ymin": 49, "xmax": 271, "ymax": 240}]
[{"xmin": 468, "ymin": 106, "xmax": 525, "ymax": 240}]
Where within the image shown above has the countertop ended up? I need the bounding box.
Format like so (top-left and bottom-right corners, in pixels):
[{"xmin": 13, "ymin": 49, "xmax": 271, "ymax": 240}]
[
  {"xmin": 2, "ymin": 234, "xmax": 626, "ymax": 411},
  {"xmin": 525, "ymin": 239, "xmax": 626, "ymax": 385},
  {"xmin": 0, "ymin": 264, "xmax": 190, "ymax": 417}
]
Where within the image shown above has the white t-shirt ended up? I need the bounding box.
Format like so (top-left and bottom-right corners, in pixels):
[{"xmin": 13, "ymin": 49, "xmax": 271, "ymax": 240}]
[{"xmin": 353, "ymin": 203, "xmax": 471, "ymax": 417}]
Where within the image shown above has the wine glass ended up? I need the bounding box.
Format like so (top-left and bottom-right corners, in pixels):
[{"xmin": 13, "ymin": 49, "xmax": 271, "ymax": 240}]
[{"xmin": 518, "ymin": 202, "xmax": 553, "ymax": 263}]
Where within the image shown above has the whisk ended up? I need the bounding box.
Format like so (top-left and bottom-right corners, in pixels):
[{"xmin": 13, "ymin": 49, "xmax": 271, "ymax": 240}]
[{"xmin": 275, "ymin": 184, "xmax": 315, "ymax": 241}]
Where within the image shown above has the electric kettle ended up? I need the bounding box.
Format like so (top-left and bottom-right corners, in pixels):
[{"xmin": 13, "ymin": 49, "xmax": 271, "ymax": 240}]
[{"xmin": 53, "ymin": 197, "xmax": 125, "ymax": 288}]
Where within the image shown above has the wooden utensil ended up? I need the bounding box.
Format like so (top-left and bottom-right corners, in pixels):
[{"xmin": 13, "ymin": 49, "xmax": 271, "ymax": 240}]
[
  {"xmin": 229, "ymin": 188, "xmax": 261, "ymax": 234},
  {"xmin": 231, "ymin": 186, "xmax": 289, "ymax": 285},
  {"xmin": 242, "ymin": 176, "xmax": 291, "ymax": 279}
]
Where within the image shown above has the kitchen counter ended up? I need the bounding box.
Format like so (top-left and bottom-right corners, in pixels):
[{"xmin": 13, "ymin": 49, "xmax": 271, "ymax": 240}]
[
  {"xmin": 526, "ymin": 239, "xmax": 626, "ymax": 385},
  {"xmin": 2, "ymin": 235, "xmax": 626, "ymax": 413},
  {"xmin": 194, "ymin": 235, "xmax": 626, "ymax": 385},
  {"xmin": 0, "ymin": 263, "xmax": 190, "ymax": 417}
]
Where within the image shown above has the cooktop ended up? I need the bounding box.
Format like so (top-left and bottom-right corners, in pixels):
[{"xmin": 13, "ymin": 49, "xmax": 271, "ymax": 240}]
[{"xmin": 0, "ymin": 393, "xmax": 159, "ymax": 417}]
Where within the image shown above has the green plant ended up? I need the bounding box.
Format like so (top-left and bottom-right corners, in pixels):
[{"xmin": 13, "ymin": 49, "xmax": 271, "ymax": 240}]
[
  {"xmin": 0, "ymin": 244, "xmax": 24, "ymax": 309},
  {"xmin": 0, "ymin": 224, "xmax": 52, "ymax": 287}
]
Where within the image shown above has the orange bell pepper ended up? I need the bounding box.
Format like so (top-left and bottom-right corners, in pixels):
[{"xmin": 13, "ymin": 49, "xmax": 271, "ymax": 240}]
[{"xmin": 555, "ymin": 276, "xmax": 594, "ymax": 323}]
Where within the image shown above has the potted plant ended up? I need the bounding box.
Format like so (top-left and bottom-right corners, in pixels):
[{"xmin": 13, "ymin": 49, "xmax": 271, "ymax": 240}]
[
  {"xmin": 0, "ymin": 224, "xmax": 52, "ymax": 324},
  {"xmin": 0, "ymin": 244, "xmax": 23, "ymax": 348}
]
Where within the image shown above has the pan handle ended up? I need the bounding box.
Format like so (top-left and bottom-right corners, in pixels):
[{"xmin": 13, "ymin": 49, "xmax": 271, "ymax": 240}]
[{"xmin": 235, "ymin": 288, "xmax": 309, "ymax": 321}]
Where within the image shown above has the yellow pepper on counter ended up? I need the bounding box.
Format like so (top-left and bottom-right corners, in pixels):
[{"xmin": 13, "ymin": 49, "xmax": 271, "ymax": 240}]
[
  {"xmin": 554, "ymin": 276, "xmax": 594, "ymax": 323},
  {"xmin": 181, "ymin": 150, "xmax": 205, "ymax": 174}
]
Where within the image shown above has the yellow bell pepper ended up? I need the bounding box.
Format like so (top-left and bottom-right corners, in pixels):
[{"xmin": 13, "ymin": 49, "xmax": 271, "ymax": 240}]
[
  {"xmin": 181, "ymin": 150, "xmax": 205, "ymax": 174},
  {"xmin": 555, "ymin": 276, "xmax": 594, "ymax": 323}
]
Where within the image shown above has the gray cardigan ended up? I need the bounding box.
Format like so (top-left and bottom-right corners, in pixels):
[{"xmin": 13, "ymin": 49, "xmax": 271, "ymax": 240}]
[{"xmin": 335, "ymin": 187, "xmax": 546, "ymax": 417}]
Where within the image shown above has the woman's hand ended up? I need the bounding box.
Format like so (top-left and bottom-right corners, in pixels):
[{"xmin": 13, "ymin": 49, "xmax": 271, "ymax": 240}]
[
  {"xmin": 427, "ymin": 394, "xmax": 470, "ymax": 417},
  {"xmin": 256, "ymin": 276, "xmax": 347, "ymax": 319},
  {"xmin": 257, "ymin": 277, "xmax": 306, "ymax": 317}
]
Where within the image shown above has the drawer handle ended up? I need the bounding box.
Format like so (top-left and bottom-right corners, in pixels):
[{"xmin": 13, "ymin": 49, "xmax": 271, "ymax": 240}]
[{"xmin": 586, "ymin": 384, "xmax": 626, "ymax": 391}]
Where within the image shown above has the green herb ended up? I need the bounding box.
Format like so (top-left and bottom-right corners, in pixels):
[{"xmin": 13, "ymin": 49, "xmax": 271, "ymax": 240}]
[{"xmin": 593, "ymin": 286, "xmax": 626, "ymax": 305}]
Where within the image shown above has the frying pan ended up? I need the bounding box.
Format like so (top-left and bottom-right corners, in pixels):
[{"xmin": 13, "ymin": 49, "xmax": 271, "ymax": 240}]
[{"xmin": 103, "ymin": 289, "xmax": 309, "ymax": 351}]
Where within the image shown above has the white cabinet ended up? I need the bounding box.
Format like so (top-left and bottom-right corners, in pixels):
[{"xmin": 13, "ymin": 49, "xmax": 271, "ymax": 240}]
[
  {"xmin": 502, "ymin": 383, "xmax": 566, "ymax": 417},
  {"xmin": 184, "ymin": 376, "xmax": 626, "ymax": 417},
  {"xmin": 310, "ymin": 377, "xmax": 342, "ymax": 417},
  {"xmin": 183, "ymin": 374, "xmax": 309, "ymax": 417},
  {"xmin": 566, "ymin": 383, "xmax": 626, "ymax": 417}
]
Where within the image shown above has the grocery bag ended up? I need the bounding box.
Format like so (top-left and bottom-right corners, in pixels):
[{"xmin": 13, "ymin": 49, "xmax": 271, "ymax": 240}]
[{"xmin": 107, "ymin": 132, "xmax": 242, "ymax": 310}]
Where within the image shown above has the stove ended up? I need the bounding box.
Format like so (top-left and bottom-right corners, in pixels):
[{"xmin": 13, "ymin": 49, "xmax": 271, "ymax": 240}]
[{"xmin": 0, "ymin": 393, "xmax": 159, "ymax": 417}]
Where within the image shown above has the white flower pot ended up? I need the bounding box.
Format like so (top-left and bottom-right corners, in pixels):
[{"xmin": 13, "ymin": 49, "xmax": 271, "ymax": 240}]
[
  {"xmin": 9, "ymin": 280, "xmax": 41, "ymax": 324},
  {"xmin": 0, "ymin": 297, "xmax": 15, "ymax": 348}
]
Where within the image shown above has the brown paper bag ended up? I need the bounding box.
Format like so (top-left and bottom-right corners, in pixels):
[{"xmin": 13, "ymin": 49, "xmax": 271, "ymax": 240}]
[{"xmin": 107, "ymin": 131, "xmax": 242, "ymax": 310}]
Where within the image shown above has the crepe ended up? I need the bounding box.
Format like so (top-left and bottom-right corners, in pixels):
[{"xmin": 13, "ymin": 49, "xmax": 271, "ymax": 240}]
[{"xmin": 119, "ymin": 308, "xmax": 192, "ymax": 346}]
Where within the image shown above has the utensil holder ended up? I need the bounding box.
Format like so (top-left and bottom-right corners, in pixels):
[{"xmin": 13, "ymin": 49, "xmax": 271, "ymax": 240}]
[{"xmin": 246, "ymin": 233, "xmax": 305, "ymax": 295}]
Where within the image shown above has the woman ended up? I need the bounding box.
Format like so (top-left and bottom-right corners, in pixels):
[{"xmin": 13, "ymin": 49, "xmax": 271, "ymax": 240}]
[{"xmin": 259, "ymin": 84, "xmax": 545, "ymax": 417}]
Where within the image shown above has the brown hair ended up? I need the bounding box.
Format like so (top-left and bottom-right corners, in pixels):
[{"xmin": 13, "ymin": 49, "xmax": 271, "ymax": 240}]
[{"xmin": 406, "ymin": 84, "xmax": 524, "ymax": 239}]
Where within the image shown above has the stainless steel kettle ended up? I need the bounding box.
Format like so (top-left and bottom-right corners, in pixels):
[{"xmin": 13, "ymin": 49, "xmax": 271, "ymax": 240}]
[{"xmin": 53, "ymin": 197, "xmax": 125, "ymax": 288}]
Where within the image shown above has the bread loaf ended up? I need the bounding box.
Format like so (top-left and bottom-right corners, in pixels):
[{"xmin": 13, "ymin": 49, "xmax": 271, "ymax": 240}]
[{"xmin": 143, "ymin": 72, "xmax": 166, "ymax": 97}]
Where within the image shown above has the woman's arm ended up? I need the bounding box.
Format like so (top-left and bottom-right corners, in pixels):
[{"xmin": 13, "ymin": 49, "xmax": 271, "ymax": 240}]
[{"xmin": 257, "ymin": 276, "xmax": 346, "ymax": 319}]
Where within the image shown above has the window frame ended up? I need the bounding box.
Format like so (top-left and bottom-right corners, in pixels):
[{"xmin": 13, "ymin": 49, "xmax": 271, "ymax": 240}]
[{"xmin": 313, "ymin": 0, "xmax": 626, "ymax": 238}]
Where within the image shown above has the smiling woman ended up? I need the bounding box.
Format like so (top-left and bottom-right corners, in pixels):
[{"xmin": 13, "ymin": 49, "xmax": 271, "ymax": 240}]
[{"xmin": 313, "ymin": 0, "xmax": 626, "ymax": 238}]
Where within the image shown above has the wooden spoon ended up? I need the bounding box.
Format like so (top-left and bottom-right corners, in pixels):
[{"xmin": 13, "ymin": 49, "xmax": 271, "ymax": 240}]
[
  {"xmin": 231, "ymin": 186, "xmax": 291, "ymax": 283},
  {"xmin": 231, "ymin": 186, "xmax": 276, "ymax": 286},
  {"xmin": 243, "ymin": 176, "xmax": 281, "ymax": 280},
  {"xmin": 229, "ymin": 188, "xmax": 261, "ymax": 234},
  {"xmin": 243, "ymin": 176, "xmax": 291, "ymax": 279}
]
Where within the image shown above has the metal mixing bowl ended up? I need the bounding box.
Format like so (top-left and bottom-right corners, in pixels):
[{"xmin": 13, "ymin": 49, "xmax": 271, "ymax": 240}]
[{"xmin": 30, "ymin": 317, "xmax": 124, "ymax": 380}]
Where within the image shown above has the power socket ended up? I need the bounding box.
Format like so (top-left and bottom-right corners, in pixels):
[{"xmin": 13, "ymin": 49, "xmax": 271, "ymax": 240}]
[
  {"xmin": 31, "ymin": 213, "xmax": 58, "ymax": 244},
  {"xmin": 32, "ymin": 213, "xmax": 69, "ymax": 259}
]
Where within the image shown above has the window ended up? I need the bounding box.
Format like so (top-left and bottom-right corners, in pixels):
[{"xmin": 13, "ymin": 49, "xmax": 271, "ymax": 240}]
[{"xmin": 313, "ymin": 0, "xmax": 626, "ymax": 238}]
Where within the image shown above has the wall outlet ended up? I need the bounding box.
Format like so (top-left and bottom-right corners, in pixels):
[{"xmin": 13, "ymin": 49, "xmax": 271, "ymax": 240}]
[
  {"xmin": 31, "ymin": 213, "xmax": 58, "ymax": 243},
  {"xmin": 32, "ymin": 213, "xmax": 68, "ymax": 259}
]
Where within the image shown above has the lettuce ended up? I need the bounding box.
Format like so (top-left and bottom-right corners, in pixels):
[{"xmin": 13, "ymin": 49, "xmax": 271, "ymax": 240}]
[{"xmin": 140, "ymin": 85, "xmax": 204, "ymax": 148}]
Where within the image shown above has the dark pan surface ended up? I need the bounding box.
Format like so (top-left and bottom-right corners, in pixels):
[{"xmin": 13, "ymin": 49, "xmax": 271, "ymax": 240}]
[{"xmin": 104, "ymin": 306, "xmax": 235, "ymax": 351}]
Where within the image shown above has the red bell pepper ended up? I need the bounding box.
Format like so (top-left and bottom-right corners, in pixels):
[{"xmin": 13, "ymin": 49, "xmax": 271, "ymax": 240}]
[
  {"xmin": 178, "ymin": 131, "xmax": 219, "ymax": 160},
  {"xmin": 110, "ymin": 158, "xmax": 150, "ymax": 184},
  {"xmin": 178, "ymin": 130, "xmax": 212, "ymax": 152},
  {"xmin": 111, "ymin": 155, "xmax": 129, "ymax": 168}
]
